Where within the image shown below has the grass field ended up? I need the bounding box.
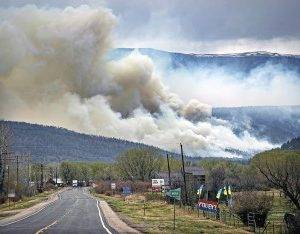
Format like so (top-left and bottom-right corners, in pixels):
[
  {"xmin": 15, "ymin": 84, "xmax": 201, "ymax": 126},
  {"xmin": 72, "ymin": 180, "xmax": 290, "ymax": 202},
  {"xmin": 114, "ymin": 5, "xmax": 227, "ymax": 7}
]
[{"xmin": 94, "ymin": 192, "xmax": 250, "ymax": 234}]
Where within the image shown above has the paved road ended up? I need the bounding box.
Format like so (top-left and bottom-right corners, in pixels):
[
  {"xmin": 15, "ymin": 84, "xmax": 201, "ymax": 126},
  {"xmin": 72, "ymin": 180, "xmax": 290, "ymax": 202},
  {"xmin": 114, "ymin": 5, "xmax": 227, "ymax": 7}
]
[{"xmin": 0, "ymin": 188, "xmax": 115, "ymax": 234}]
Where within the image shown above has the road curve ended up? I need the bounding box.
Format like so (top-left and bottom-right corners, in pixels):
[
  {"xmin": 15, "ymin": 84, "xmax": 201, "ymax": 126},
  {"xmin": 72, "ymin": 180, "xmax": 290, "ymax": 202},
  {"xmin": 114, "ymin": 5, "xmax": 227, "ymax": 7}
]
[{"xmin": 0, "ymin": 188, "xmax": 116, "ymax": 234}]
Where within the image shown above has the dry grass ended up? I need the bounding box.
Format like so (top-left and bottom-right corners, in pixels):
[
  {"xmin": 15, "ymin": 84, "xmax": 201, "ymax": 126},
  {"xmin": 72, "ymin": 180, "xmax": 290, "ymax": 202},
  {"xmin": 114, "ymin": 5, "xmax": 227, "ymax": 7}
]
[
  {"xmin": 0, "ymin": 190, "xmax": 55, "ymax": 213},
  {"xmin": 94, "ymin": 192, "xmax": 250, "ymax": 234}
]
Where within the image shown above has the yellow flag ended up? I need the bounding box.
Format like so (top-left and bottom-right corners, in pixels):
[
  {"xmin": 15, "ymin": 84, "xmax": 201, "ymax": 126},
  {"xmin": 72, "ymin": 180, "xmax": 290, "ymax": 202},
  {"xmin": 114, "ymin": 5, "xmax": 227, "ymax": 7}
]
[
  {"xmin": 223, "ymin": 186, "xmax": 227, "ymax": 196},
  {"xmin": 228, "ymin": 186, "xmax": 232, "ymax": 195}
]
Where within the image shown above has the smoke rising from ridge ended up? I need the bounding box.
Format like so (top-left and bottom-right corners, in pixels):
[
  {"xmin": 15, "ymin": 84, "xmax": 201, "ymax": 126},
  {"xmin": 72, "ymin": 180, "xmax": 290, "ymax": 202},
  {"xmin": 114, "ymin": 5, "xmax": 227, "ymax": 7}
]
[{"xmin": 0, "ymin": 5, "xmax": 275, "ymax": 156}]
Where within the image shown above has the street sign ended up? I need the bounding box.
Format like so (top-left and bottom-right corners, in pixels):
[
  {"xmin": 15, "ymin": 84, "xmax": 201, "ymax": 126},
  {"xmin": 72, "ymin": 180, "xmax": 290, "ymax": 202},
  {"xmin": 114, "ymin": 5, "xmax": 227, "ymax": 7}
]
[
  {"xmin": 111, "ymin": 183, "xmax": 116, "ymax": 190},
  {"xmin": 122, "ymin": 186, "xmax": 132, "ymax": 196},
  {"xmin": 167, "ymin": 188, "xmax": 181, "ymax": 200},
  {"xmin": 197, "ymin": 199, "xmax": 218, "ymax": 213}
]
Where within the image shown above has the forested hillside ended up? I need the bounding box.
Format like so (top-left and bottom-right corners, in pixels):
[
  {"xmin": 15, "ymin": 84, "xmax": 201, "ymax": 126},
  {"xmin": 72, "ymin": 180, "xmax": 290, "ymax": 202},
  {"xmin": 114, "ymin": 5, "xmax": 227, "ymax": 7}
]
[
  {"xmin": 281, "ymin": 137, "xmax": 300, "ymax": 150},
  {"xmin": 109, "ymin": 48, "xmax": 300, "ymax": 73},
  {"xmin": 2, "ymin": 121, "xmax": 173, "ymax": 163},
  {"xmin": 212, "ymin": 106, "xmax": 300, "ymax": 144}
]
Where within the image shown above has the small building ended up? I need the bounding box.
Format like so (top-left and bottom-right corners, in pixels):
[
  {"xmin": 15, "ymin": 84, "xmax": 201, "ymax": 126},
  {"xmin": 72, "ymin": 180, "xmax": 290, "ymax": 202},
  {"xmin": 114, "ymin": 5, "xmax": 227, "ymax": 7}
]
[
  {"xmin": 158, "ymin": 166, "xmax": 206, "ymax": 204},
  {"xmin": 158, "ymin": 166, "xmax": 206, "ymax": 189}
]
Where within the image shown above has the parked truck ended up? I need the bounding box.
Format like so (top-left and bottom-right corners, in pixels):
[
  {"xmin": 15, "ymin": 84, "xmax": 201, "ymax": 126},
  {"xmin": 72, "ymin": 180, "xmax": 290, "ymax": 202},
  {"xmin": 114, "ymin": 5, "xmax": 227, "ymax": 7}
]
[{"xmin": 72, "ymin": 180, "xmax": 78, "ymax": 187}]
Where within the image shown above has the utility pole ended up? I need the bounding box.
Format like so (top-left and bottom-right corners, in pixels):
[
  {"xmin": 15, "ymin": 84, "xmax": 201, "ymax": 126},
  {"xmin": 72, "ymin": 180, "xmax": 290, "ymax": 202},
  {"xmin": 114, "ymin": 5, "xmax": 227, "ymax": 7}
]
[
  {"xmin": 180, "ymin": 143, "xmax": 188, "ymax": 205},
  {"xmin": 16, "ymin": 155, "xmax": 19, "ymax": 189},
  {"xmin": 27, "ymin": 156, "xmax": 31, "ymax": 196},
  {"xmin": 7, "ymin": 165, "xmax": 9, "ymax": 196},
  {"xmin": 167, "ymin": 153, "xmax": 171, "ymax": 187},
  {"xmin": 40, "ymin": 164, "xmax": 43, "ymax": 192},
  {"xmin": 55, "ymin": 167, "xmax": 58, "ymax": 185}
]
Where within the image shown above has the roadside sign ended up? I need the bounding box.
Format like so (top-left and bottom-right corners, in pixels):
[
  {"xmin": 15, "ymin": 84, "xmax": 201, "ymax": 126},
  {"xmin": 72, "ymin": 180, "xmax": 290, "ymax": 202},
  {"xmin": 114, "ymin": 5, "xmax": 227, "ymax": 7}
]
[
  {"xmin": 111, "ymin": 183, "xmax": 116, "ymax": 190},
  {"xmin": 122, "ymin": 186, "xmax": 132, "ymax": 196},
  {"xmin": 152, "ymin": 179, "xmax": 165, "ymax": 187},
  {"xmin": 197, "ymin": 199, "xmax": 218, "ymax": 213},
  {"xmin": 167, "ymin": 188, "xmax": 181, "ymax": 200},
  {"xmin": 8, "ymin": 193, "xmax": 15, "ymax": 198}
]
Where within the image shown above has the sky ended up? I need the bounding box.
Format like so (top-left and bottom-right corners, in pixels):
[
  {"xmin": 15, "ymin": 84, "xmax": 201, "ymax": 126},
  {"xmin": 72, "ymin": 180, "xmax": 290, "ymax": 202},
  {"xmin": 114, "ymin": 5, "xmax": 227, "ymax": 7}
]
[
  {"xmin": 0, "ymin": 1, "xmax": 298, "ymax": 155},
  {"xmin": 2, "ymin": 0, "xmax": 300, "ymax": 54}
]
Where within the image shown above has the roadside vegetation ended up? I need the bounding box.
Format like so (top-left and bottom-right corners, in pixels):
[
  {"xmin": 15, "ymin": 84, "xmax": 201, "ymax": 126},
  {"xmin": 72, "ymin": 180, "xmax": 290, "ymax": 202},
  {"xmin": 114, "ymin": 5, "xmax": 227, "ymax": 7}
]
[
  {"xmin": 1, "ymin": 122, "xmax": 299, "ymax": 232},
  {"xmin": 93, "ymin": 192, "xmax": 249, "ymax": 234},
  {"xmin": 90, "ymin": 148, "xmax": 299, "ymax": 233},
  {"xmin": 0, "ymin": 189, "xmax": 57, "ymax": 219}
]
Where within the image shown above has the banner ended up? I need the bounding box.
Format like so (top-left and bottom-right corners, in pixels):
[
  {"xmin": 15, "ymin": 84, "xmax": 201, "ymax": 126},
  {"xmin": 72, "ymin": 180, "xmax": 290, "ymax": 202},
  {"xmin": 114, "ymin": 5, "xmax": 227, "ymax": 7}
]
[{"xmin": 197, "ymin": 199, "xmax": 218, "ymax": 213}]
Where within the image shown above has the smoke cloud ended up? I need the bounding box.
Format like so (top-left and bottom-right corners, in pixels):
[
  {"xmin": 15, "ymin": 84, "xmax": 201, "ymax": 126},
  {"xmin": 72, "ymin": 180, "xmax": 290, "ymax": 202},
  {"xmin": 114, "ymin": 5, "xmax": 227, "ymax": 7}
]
[{"xmin": 0, "ymin": 5, "xmax": 275, "ymax": 157}]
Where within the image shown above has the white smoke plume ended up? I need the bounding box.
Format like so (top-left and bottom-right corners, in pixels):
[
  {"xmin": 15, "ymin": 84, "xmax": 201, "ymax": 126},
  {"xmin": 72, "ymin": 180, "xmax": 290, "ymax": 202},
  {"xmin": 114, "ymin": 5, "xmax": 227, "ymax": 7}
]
[{"xmin": 0, "ymin": 5, "xmax": 274, "ymax": 157}]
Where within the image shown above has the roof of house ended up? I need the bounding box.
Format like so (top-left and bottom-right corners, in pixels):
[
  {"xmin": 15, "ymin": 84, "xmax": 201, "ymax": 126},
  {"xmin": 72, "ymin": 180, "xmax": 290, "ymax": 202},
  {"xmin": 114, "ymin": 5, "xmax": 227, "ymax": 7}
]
[
  {"xmin": 185, "ymin": 167, "xmax": 206, "ymax": 176},
  {"xmin": 158, "ymin": 166, "xmax": 205, "ymax": 179}
]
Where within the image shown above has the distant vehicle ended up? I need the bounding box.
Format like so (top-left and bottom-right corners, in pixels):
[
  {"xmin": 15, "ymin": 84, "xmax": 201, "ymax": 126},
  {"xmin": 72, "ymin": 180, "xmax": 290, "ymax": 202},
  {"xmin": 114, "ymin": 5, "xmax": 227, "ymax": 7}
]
[
  {"xmin": 54, "ymin": 178, "xmax": 64, "ymax": 187},
  {"xmin": 72, "ymin": 180, "xmax": 78, "ymax": 187}
]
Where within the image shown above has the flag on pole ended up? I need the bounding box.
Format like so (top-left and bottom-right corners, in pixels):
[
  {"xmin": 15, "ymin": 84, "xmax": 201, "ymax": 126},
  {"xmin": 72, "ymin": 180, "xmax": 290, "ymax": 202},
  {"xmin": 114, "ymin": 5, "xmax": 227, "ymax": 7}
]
[
  {"xmin": 223, "ymin": 186, "xmax": 227, "ymax": 196},
  {"xmin": 197, "ymin": 185, "xmax": 204, "ymax": 196},
  {"xmin": 216, "ymin": 188, "xmax": 222, "ymax": 199},
  {"xmin": 228, "ymin": 186, "xmax": 232, "ymax": 196}
]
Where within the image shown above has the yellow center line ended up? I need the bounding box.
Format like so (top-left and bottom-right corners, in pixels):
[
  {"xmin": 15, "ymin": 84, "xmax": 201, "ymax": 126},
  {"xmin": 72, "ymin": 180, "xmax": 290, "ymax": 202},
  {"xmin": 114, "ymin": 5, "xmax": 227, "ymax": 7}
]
[{"xmin": 35, "ymin": 220, "xmax": 58, "ymax": 234}]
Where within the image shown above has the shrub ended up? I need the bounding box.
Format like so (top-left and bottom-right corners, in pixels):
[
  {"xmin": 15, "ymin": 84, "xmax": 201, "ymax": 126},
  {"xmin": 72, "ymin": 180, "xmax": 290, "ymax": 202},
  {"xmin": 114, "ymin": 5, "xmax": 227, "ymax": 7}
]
[
  {"xmin": 94, "ymin": 181, "xmax": 111, "ymax": 194},
  {"xmin": 232, "ymin": 191, "xmax": 273, "ymax": 227},
  {"xmin": 145, "ymin": 192, "xmax": 164, "ymax": 201},
  {"xmin": 104, "ymin": 191, "xmax": 112, "ymax": 196}
]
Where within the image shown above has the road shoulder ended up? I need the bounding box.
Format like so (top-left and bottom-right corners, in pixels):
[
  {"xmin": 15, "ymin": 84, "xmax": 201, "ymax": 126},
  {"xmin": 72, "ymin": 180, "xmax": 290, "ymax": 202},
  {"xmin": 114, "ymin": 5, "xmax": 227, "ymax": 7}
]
[
  {"xmin": 92, "ymin": 194, "xmax": 140, "ymax": 234},
  {"xmin": 0, "ymin": 188, "xmax": 67, "ymax": 227}
]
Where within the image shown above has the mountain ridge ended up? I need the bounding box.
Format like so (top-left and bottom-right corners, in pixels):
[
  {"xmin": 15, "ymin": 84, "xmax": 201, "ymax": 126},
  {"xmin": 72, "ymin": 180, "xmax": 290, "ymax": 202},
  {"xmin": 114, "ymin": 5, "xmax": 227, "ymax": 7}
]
[
  {"xmin": 1, "ymin": 105, "xmax": 299, "ymax": 162},
  {"xmin": 109, "ymin": 48, "xmax": 300, "ymax": 73},
  {"xmin": 1, "ymin": 120, "xmax": 178, "ymax": 163}
]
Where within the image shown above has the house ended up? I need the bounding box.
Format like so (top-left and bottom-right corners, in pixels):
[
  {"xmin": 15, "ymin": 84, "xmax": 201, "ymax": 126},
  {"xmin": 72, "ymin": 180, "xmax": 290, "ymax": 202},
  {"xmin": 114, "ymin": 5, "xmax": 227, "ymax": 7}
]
[
  {"xmin": 158, "ymin": 166, "xmax": 206, "ymax": 204},
  {"xmin": 158, "ymin": 166, "xmax": 206, "ymax": 189}
]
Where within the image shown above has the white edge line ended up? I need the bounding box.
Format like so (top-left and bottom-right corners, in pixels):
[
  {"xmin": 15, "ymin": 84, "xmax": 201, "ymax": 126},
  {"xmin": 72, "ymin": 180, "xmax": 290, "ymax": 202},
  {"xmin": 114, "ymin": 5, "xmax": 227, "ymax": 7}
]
[
  {"xmin": 0, "ymin": 191, "xmax": 62, "ymax": 227},
  {"xmin": 97, "ymin": 200, "xmax": 112, "ymax": 234}
]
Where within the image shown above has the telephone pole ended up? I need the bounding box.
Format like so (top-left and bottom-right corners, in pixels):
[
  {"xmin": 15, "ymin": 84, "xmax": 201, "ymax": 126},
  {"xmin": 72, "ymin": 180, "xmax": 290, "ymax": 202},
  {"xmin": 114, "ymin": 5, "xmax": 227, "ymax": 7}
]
[
  {"xmin": 180, "ymin": 143, "xmax": 188, "ymax": 205},
  {"xmin": 55, "ymin": 167, "xmax": 58, "ymax": 185},
  {"xmin": 7, "ymin": 165, "xmax": 9, "ymax": 196},
  {"xmin": 167, "ymin": 153, "xmax": 171, "ymax": 187},
  {"xmin": 16, "ymin": 155, "xmax": 19, "ymax": 189},
  {"xmin": 40, "ymin": 164, "xmax": 44, "ymax": 192}
]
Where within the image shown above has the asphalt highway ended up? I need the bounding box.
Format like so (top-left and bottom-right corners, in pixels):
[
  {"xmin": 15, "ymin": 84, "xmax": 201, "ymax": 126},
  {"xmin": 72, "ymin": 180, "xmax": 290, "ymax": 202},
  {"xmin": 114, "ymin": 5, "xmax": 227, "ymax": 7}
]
[{"xmin": 0, "ymin": 188, "xmax": 116, "ymax": 234}]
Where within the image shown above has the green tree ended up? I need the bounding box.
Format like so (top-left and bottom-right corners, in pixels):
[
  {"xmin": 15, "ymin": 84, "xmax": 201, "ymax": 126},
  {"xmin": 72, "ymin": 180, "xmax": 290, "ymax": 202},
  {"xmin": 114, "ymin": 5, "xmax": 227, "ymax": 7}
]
[
  {"xmin": 59, "ymin": 161, "xmax": 75, "ymax": 185},
  {"xmin": 0, "ymin": 123, "xmax": 12, "ymax": 195},
  {"xmin": 116, "ymin": 148, "xmax": 162, "ymax": 181},
  {"xmin": 252, "ymin": 149, "xmax": 300, "ymax": 209}
]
